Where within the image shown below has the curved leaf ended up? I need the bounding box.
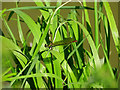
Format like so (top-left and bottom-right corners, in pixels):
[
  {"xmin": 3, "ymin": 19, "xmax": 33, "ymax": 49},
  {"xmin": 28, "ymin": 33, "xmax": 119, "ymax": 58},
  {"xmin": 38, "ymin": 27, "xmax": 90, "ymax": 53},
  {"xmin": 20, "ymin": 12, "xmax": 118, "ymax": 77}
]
[{"xmin": 12, "ymin": 9, "xmax": 41, "ymax": 43}]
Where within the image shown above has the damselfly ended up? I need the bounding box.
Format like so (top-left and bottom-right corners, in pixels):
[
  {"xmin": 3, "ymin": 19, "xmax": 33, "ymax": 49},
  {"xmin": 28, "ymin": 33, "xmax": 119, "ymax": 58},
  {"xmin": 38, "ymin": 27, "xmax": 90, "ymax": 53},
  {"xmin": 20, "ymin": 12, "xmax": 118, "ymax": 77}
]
[{"xmin": 45, "ymin": 38, "xmax": 77, "ymax": 57}]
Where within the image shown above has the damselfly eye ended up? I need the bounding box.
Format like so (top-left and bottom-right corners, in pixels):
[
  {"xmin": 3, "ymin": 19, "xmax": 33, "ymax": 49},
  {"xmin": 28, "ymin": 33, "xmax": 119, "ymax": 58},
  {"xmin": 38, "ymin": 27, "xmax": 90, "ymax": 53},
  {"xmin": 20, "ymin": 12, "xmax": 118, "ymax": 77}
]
[{"xmin": 45, "ymin": 44, "xmax": 47, "ymax": 47}]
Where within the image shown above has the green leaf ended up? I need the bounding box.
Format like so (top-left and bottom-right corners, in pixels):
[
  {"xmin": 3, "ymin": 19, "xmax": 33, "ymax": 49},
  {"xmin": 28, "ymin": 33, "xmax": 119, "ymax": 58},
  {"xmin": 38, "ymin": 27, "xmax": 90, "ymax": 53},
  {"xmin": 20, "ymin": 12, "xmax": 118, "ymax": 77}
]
[
  {"xmin": 36, "ymin": 61, "xmax": 46, "ymax": 88},
  {"xmin": 0, "ymin": 8, "xmax": 6, "ymax": 18},
  {"xmin": 3, "ymin": 18, "xmax": 16, "ymax": 44},
  {"xmin": 3, "ymin": 73, "xmax": 17, "ymax": 81},
  {"xmin": 62, "ymin": 60, "xmax": 79, "ymax": 88},
  {"xmin": 21, "ymin": 54, "xmax": 39, "ymax": 88},
  {"xmin": 67, "ymin": 10, "xmax": 79, "ymax": 41},
  {"xmin": 17, "ymin": 15, "xmax": 25, "ymax": 44},
  {"xmin": 94, "ymin": 1, "xmax": 99, "ymax": 48},
  {"xmin": 2, "ymin": 67, "xmax": 12, "ymax": 76},
  {"xmin": 67, "ymin": 36, "xmax": 87, "ymax": 60},
  {"xmin": 50, "ymin": 50, "xmax": 64, "ymax": 63},
  {"xmin": 71, "ymin": 20, "xmax": 101, "ymax": 68},
  {"xmin": 83, "ymin": 0, "xmax": 93, "ymax": 38},
  {"xmin": 54, "ymin": 59, "xmax": 63, "ymax": 88},
  {"xmin": 102, "ymin": 1, "xmax": 119, "ymax": 52},
  {"xmin": 1, "ymin": 36, "xmax": 27, "ymax": 68},
  {"xmin": 34, "ymin": 0, "xmax": 50, "ymax": 20},
  {"xmin": 7, "ymin": 11, "xmax": 14, "ymax": 21},
  {"xmin": 3, "ymin": 73, "xmax": 64, "ymax": 84},
  {"xmin": 12, "ymin": 9, "xmax": 41, "ymax": 43}
]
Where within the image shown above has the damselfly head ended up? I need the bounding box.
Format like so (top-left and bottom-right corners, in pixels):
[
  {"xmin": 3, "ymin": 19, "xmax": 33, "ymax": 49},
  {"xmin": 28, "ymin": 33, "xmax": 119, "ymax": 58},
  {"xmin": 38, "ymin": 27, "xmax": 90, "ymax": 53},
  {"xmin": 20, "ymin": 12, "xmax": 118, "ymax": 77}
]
[
  {"xmin": 49, "ymin": 46, "xmax": 53, "ymax": 50},
  {"xmin": 45, "ymin": 44, "xmax": 53, "ymax": 50}
]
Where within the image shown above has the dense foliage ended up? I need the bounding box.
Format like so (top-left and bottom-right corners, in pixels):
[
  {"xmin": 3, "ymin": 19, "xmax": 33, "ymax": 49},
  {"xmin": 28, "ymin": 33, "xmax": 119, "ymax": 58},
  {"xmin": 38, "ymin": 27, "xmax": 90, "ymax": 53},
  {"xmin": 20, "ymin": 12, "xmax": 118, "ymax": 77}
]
[{"xmin": 1, "ymin": 0, "xmax": 119, "ymax": 89}]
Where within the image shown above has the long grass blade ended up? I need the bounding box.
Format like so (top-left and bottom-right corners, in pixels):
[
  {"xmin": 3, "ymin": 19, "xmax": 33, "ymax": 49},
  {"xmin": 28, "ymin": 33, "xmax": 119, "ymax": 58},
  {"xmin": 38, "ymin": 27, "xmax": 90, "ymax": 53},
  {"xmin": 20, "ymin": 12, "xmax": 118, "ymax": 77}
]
[
  {"xmin": 3, "ymin": 18, "xmax": 16, "ymax": 44},
  {"xmin": 62, "ymin": 60, "xmax": 79, "ymax": 88},
  {"xmin": 67, "ymin": 36, "xmax": 87, "ymax": 60},
  {"xmin": 102, "ymin": 1, "xmax": 119, "ymax": 52},
  {"xmin": 21, "ymin": 55, "xmax": 39, "ymax": 88},
  {"xmin": 3, "ymin": 73, "xmax": 64, "ymax": 83},
  {"xmin": 94, "ymin": 0, "xmax": 99, "ymax": 48},
  {"xmin": 71, "ymin": 20, "xmax": 101, "ymax": 68},
  {"xmin": 83, "ymin": 0, "xmax": 93, "ymax": 38},
  {"xmin": 100, "ymin": 34, "xmax": 115, "ymax": 79},
  {"xmin": 7, "ymin": 6, "xmax": 94, "ymax": 11},
  {"xmin": 36, "ymin": 61, "xmax": 46, "ymax": 88},
  {"xmin": 12, "ymin": 9, "xmax": 41, "ymax": 43},
  {"xmin": 17, "ymin": 15, "xmax": 25, "ymax": 44}
]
